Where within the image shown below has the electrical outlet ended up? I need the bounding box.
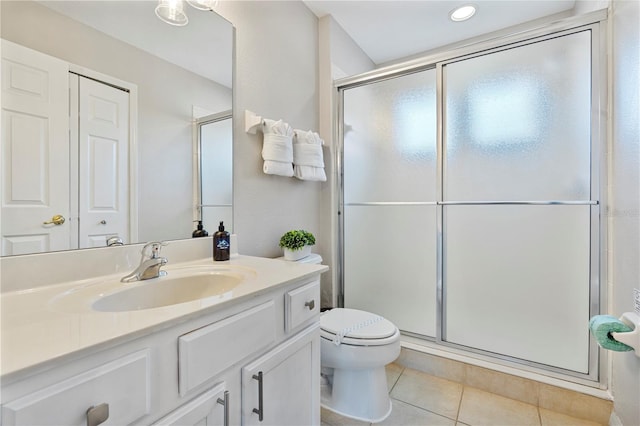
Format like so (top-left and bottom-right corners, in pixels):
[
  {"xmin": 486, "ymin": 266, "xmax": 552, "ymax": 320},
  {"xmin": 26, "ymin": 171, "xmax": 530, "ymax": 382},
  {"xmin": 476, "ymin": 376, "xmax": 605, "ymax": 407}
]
[{"xmin": 634, "ymin": 288, "xmax": 640, "ymax": 314}]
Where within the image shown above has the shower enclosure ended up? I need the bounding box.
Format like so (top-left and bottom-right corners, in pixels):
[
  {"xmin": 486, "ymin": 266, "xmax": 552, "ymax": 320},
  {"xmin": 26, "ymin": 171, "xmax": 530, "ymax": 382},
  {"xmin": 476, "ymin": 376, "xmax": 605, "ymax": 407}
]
[{"xmin": 338, "ymin": 14, "xmax": 605, "ymax": 382}]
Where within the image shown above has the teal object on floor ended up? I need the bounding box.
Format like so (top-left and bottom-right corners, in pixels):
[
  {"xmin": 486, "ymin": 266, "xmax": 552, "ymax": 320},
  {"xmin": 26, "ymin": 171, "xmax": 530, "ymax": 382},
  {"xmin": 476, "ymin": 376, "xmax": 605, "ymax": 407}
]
[{"xmin": 589, "ymin": 315, "xmax": 634, "ymax": 351}]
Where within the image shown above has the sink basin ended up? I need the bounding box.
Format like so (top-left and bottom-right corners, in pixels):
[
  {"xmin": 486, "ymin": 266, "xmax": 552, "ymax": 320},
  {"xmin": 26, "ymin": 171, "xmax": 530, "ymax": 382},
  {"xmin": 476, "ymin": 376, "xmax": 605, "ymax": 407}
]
[
  {"xmin": 92, "ymin": 271, "xmax": 243, "ymax": 312},
  {"xmin": 48, "ymin": 265, "xmax": 256, "ymax": 314}
]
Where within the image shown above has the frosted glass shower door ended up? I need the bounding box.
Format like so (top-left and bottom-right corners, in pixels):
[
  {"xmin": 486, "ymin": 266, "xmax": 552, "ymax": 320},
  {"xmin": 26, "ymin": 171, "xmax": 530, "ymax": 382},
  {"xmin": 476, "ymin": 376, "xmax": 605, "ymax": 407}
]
[
  {"xmin": 343, "ymin": 69, "xmax": 437, "ymax": 337},
  {"xmin": 442, "ymin": 30, "xmax": 595, "ymax": 373}
]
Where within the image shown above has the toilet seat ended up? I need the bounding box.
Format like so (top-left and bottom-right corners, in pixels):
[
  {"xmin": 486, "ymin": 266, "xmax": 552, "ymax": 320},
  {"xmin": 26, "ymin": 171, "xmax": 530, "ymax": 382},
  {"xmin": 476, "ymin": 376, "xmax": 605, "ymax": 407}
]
[
  {"xmin": 320, "ymin": 308, "xmax": 399, "ymax": 347},
  {"xmin": 320, "ymin": 328, "xmax": 400, "ymax": 346}
]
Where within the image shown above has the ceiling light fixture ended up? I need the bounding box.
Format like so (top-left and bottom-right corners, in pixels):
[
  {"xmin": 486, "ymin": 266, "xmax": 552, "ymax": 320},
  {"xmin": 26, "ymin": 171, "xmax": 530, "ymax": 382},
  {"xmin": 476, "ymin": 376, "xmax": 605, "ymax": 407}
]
[
  {"xmin": 155, "ymin": 0, "xmax": 218, "ymax": 26},
  {"xmin": 186, "ymin": 0, "xmax": 218, "ymax": 11},
  {"xmin": 449, "ymin": 4, "xmax": 477, "ymax": 22},
  {"xmin": 155, "ymin": 0, "xmax": 188, "ymax": 26}
]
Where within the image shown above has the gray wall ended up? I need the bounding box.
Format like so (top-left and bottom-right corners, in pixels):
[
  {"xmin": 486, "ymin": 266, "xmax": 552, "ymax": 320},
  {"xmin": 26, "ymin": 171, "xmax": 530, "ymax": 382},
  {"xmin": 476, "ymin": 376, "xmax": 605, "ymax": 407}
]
[{"xmin": 610, "ymin": 0, "xmax": 640, "ymax": 424}]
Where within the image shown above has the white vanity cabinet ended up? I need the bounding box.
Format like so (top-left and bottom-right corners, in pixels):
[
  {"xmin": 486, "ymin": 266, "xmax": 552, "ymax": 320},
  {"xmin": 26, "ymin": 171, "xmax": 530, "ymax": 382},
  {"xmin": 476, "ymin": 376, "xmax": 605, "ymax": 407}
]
[{"xmin": 1, "ymin": 272, "xmax": 322, "ymax": 426}]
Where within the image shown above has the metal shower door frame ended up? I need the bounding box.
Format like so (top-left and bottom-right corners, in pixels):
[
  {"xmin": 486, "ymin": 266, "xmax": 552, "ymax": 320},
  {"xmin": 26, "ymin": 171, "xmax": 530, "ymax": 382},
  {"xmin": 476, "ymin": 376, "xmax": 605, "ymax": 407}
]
[{"xmin": 335, "ymin": 10, "xmax": 608, "ymax": 386}]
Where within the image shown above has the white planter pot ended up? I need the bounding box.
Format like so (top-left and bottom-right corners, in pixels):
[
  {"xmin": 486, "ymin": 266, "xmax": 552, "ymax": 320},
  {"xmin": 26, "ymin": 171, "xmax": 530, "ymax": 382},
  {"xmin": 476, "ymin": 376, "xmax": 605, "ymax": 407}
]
[{"xmin": 283, "ymin": 245, "xmax": 311, "ymax": 261}]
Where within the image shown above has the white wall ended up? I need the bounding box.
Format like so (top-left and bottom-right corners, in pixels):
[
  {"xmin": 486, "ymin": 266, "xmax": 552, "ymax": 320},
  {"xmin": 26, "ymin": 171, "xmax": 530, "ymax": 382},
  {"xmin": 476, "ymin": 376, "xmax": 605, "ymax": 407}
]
[
  {"xmin": 573, "ymin": 0, "xmax": 611, "ymax": 14},
  {"xmin": 323, "ymin": 16, "xmax": 376, "ymax": 80},
  {"xmin": 317, "ymin": 16, "xmax": 376, "ymax": 306},
  {"xmin": 216, "ymin": 1, "xmax": 323, "ymax": 260},
  {"xmin": 1, "ymin": 1, "xmax": 232, "ymax": 244},
  {"xmin": 610, "ymin": 0, "xmax": 640, "ymax": 424}
]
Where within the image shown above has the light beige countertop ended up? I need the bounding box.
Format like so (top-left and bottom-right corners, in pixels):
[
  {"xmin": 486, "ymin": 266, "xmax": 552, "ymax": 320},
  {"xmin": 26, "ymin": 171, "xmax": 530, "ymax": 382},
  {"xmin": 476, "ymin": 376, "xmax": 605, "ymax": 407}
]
[{"xmin": 1, "ymin": 255, "xmax": 327, "ymax": 380}]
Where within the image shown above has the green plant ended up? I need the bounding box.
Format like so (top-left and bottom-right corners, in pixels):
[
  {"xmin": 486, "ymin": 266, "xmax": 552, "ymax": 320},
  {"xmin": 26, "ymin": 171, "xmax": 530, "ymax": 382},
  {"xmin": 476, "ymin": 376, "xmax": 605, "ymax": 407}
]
[{"xmin": 279, "ymin": 230, "xmax": 316, "ymax": 251}]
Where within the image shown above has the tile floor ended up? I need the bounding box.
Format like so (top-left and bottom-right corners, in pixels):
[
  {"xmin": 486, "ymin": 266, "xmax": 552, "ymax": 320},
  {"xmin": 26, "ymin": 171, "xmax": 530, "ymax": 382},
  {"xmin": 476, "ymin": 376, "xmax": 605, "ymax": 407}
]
[{"xmin": 321, "ymin": 364, "xmax": 607, "ymax": 426}]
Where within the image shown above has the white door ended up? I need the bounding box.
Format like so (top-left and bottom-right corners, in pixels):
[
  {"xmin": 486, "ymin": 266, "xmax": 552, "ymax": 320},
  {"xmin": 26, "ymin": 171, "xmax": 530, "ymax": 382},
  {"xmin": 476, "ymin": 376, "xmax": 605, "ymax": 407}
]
[
  {"xmin": 75, "ymin": 75, "xmax": 129, "ymax": 248},
  {"xmin": 1, "ymin": 40, "xmax": 70, "ymax": 255}
]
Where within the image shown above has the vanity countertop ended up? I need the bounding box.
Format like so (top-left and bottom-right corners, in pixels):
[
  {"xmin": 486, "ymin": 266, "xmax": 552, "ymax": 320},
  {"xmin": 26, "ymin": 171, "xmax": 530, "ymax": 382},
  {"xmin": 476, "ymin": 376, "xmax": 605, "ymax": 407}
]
[{"xmin": 1, "ymin": 255, "xmax": 328, "ymax": 380}]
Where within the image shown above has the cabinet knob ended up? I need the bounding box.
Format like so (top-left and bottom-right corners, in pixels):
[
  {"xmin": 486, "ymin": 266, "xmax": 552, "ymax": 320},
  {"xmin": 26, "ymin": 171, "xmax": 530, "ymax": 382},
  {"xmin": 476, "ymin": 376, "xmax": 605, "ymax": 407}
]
[
  {"xmin": 86, "ymin": 403, "xmax": 109, "ymax": 426},
  {"xmin": 304, "ymin": 300, "xmax": 315, "ymax": 310}
]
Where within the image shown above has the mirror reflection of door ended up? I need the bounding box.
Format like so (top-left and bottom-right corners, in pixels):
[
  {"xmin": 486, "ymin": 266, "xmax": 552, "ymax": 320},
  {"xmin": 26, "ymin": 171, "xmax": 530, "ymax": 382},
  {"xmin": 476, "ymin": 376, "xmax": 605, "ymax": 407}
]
[
  {"xmin": 73, "ymin": 75, "xmax": 130, "ymax": 249},
  {"xmin": 1, "ymin": 40, "xmax": 131, "ymax": 255},
  {"xmin": 2, "ymin": 40, "xmax": 71, "ymax": 255},
  {"xmin": 197, "ymin": 113, "xmax": 232, "ymax": 234}
]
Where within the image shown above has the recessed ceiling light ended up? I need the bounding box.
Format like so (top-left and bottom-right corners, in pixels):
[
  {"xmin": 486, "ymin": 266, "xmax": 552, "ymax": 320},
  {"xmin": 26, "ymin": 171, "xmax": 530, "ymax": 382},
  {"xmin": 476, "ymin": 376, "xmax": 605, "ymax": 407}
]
[{"xmin": 450, "ymin": 5, "xmax": 477, "ymax": 22}]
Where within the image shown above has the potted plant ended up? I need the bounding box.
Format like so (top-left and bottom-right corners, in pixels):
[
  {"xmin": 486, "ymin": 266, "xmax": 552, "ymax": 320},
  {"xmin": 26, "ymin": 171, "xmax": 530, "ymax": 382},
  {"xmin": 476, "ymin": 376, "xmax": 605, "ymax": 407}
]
[{"xmin": 279, "ymin": 230, "xmax": 316, "ymax": 261}]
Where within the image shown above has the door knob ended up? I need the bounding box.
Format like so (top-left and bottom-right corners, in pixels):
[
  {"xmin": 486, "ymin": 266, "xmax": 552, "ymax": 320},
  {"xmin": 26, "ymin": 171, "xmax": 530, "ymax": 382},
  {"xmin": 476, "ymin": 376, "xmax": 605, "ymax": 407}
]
[{"xmin": 43, "ymin": 214, "xmax": 65, "ymax": 225}]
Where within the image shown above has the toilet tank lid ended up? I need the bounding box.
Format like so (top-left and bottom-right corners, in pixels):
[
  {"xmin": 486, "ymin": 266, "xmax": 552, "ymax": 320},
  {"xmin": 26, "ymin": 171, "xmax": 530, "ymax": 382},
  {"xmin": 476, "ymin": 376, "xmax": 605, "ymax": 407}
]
[
  {"xmin": 277, "ymin": 253, "xmax": 323, "ymax": 264},
  {"xmin": 320, "ymin": 308, "xmax": 397, "ymax": 340},
  {"xmin": 296, "ymin": 253, "xmax": 322, "ymax": 264}
]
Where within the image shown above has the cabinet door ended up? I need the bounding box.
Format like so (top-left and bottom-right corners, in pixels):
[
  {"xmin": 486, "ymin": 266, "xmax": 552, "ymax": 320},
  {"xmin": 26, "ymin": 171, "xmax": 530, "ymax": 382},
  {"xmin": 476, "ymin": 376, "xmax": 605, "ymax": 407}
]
[
  {"xmin": 242, "ymin": 324, "xmax": 320, "ymax": 426},
  {"xmin": 153, "ymin": 383, "xmax": 228, "ymax": 426}
]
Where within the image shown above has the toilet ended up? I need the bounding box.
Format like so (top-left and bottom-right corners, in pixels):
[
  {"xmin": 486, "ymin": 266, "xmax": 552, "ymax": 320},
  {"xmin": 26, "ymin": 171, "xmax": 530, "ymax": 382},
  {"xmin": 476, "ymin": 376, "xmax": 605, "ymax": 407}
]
[
  {"xmin": 320, "ymin": 308, "xmax": 400, "ymax": 422},
  {"xmin": 279, "ymin": 252, "xmax": 401, "ymax": 422}
]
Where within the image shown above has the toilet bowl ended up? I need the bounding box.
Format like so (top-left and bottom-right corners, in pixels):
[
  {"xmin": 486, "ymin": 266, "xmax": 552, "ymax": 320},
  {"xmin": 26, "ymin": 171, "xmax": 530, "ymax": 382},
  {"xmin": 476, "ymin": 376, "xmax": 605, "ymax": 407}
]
[{"xmin": 320, "ymin": 308, "xmax": 400, "ymax": 423}]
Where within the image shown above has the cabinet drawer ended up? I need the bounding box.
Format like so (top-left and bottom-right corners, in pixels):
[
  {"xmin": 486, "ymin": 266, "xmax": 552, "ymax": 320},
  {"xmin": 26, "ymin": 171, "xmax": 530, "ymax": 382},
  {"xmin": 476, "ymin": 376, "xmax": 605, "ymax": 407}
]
[
  {"xmin": 2, "ymin": 350, "xmax": 150, "ymax": 426},
  {"xmin": 178, "ymin": 301, "xmax": 276, "ymax": 396},
  {"xmin": 285, "ymin": 280, "xmax": 320, "ymax": 332}
]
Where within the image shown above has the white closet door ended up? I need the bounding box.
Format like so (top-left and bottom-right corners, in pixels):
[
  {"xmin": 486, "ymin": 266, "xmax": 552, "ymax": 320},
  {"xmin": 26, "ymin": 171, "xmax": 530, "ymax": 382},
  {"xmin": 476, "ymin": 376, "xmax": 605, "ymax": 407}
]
[
  {"xmin": 77, "ymin": 76, "xmax": 129, "ymax": 248},
  {"xmin": 1, "ymin": 40, "xmax": 70, "ymax": 255}
]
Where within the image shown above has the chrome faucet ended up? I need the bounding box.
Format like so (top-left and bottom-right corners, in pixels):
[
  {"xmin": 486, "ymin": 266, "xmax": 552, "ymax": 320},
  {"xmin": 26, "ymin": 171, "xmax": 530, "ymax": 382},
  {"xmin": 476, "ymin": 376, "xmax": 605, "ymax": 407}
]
[
  {"xmin": 106, "ymin": 236, "xmax": 124, "ymax": 247},
  {"xmin": 121, "ymin": 241, "xmax": 168, "ymax": 283}
]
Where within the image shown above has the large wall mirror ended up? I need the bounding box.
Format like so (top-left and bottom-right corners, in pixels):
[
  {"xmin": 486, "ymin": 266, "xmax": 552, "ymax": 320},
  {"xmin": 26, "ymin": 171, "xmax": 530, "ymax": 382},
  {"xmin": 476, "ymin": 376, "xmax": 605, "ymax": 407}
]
[{"xmin": 1, "ymin": 0, "xmax": 233, "ymax": 256}]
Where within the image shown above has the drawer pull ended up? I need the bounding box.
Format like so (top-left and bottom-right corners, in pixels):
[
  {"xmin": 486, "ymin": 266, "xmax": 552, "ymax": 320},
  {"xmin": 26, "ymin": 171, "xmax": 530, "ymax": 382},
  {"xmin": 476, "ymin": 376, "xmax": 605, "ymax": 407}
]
[
  {"xmin": 304, "ymin": 300, "xmax": 315, "ymax": 310},
  {"xmin": 252, "ymin": 371, "xmax": 264, "ymax": 421},
  {"xmin": 217, "ymin": 390, "xmax": 229, "ymax": 426},
  {"xmin": 86, "ymin": 403, "xmax": 109, "ymax": 426}
]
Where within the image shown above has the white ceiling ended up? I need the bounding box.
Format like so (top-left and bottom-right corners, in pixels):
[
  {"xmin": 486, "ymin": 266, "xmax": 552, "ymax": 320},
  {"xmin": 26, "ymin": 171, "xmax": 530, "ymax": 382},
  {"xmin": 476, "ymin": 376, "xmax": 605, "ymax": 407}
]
[
  {"xmin": 40, "ymin": 1, "xmax": 578, "ymax": 86},
  {"xmin": 303, "ymin": 0, "xmax": 576, "ymax": 65},
  {"xmin": 38, "ymin": 1, "xmax": 233, "ymax": 88}
]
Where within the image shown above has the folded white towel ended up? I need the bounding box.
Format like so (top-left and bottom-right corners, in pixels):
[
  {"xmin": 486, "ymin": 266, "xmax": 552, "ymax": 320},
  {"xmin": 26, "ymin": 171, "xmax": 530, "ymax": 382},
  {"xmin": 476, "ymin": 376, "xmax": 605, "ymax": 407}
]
[
  {"xmin": 293, "ymin": 130, "xmax": 326, "ymax": 182},
  {"xmin": 263, "ymin": 118, "xmax": 292, "ymax": 136},
  {"xmin": 262, "ymin": 119, "xmax": 293, "ymax": 177}
]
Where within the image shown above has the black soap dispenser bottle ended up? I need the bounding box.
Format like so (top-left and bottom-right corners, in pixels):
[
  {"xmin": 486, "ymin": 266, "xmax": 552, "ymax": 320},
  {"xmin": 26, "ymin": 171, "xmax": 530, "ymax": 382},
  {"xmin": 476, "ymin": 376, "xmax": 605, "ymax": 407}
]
[
  {"xmin": 213, "ymin": 221, "xmax": 230, "ymax": 261},
  {"xmin": 192, "ymin": 220, "xmax": 209, "ymax": 238}
]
